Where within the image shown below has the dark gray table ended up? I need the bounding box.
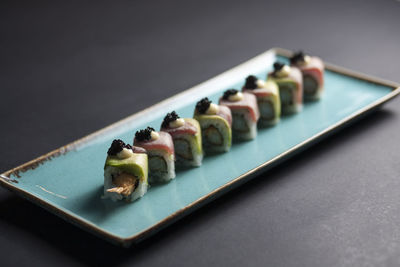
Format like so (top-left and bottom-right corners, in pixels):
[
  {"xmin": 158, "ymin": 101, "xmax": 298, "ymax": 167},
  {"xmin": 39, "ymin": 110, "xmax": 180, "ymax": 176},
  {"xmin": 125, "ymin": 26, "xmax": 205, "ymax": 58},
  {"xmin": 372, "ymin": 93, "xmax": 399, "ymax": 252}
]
[{"xmin": 1, "ymin": 0, "xmax": 400, "ymax": 266}]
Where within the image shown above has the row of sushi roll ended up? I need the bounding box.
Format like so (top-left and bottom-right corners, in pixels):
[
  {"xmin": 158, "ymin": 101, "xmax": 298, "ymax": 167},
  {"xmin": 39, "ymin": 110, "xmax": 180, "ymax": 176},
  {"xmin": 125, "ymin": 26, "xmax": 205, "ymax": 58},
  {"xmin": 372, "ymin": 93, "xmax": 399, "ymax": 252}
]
[{"xmin": 103, "ymin": 51, "xmax": 325, "ymax": 202}]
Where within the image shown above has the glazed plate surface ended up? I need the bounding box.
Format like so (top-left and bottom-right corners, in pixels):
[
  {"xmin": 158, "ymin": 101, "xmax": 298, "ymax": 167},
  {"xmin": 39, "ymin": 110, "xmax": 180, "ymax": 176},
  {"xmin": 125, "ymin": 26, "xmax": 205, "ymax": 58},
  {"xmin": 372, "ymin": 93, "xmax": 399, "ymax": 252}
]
[{"xmin": 1, "ymin": 48, "xmax": 399, "ymax": 247}]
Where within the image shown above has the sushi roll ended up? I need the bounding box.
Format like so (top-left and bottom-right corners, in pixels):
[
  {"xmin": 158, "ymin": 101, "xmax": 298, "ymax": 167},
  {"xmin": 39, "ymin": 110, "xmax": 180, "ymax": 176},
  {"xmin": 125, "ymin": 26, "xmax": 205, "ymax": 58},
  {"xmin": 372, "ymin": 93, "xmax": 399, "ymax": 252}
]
[
  {"xmin": 193, "ymin": 97, "xmax": 232, "ymax": 153},
  {"xmin": 134, "ymin": 127, "xmax": 175, "ymax": 183},
  {"xmin": 242, "ymin": 75, "xmax": 281, "ymax": 126},
  {"xmin": 219, "ymin": 89, "xmax": 260, "ymax": 140},
  {"xmin": 160, "ymin": 111, "xmax": 203, "ymax": 167},
  {"xmin": 290, "ymin": 51, "xmax": 325, "ymax": 100},
  {"xmin": 268, "ymin": 62, "xmax": 303, "ymax": 114},
  {"xmin": 103, "ymin": 139, "xmax": 148, "ymax": 202}
]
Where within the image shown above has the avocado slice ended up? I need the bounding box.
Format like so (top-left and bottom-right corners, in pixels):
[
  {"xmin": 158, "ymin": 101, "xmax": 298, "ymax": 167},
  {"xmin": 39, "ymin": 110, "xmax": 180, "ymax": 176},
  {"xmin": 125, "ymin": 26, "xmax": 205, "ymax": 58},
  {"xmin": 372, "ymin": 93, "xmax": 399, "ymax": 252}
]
[
  {"xmin": 184, "ymin": 118, "xmax": 203, "ymax": 155},
  {"xmin": 105, "ymin": 153, "xmax": 148, "ymax": 182}
]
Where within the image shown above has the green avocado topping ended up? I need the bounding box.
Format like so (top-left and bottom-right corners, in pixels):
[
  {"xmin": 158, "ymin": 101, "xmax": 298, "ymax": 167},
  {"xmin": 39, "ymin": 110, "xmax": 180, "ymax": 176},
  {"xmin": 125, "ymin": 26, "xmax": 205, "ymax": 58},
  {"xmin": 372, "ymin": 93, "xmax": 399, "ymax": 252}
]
[
  {"xmin": 184, "ymin": 118, "xmax": 203, "ymax": 154},
  {"xmin": 105, "ymin": 153, "xmax": 148, "ymax": 180}
]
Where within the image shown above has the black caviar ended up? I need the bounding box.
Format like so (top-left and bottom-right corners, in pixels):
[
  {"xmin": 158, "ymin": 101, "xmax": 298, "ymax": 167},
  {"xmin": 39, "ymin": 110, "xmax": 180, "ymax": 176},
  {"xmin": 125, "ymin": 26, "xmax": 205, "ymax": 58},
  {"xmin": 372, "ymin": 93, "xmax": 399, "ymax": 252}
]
[
  {"xmin": 273, "ymin": 62, "xmax": 285, "ymax": 72},
  {"xmin": 135, "ymin": 127, "xmax": 155, "ymax": 142},
  {"xmin": 107, "ymin": 139, "xmax": 133, "ymax": 156},
  {"xmin": 244, "ymin": 75, "xmax": 258, "ymax": 89},
  {"xmin": 223, "ymin": 89, "xmax": 239, "ymax": 100},
  {"xmin": 290, "ymin": 51, "xmax": 306, "ymax": 65},
  {"xmin": 161, "ymin": 111, "xmax": 180, "ymax": 128},
  {"xmin": 196, "ymin": 97, "xmax": 212, "ymax": 114}
]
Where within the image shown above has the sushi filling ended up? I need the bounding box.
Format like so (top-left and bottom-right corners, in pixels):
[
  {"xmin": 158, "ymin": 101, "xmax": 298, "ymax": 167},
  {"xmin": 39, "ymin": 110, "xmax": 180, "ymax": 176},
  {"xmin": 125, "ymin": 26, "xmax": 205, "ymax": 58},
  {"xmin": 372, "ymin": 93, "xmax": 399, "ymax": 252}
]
[
  {"xmin": 174, "ymin": 138, "xmax": 193, "ymax": 160},
  {"xmin": 279, "ymin": 83, "xmax": 296, "ymax": 109},
  {"xmin": 258, "ymin": 100, "xmax": 274, "ymax": 120},
  {"xmin": 232, "ymin": 112, "xmax": 250, "ymax": 132},
  {"xmin": 230, "ymin": 109, "xmax": 257, "ymax": 140},
  {"xmin": 107, "ymin": 172, "xmax": 139, "ymax": 196},
  {"xmin": 147, "ymin": 151, "xmax": 175, "ymax": 183},
  {"xmin": 173, "ymin": 134, "xmax": 203, "ymax": 166},
  {"xmin": 303, "ymin": 74, "xmax": 318, "ymax": 96},
  {"xmin": 203, "ymin": 125, "xmax": 223, "ymax": 146},
  {"xmin": 104, "ymin": 165, "xmax": 148, "ymax": 202},
  {"xmin": 148, "ymin": 155, "xmax": 168, "ymax": 173}
]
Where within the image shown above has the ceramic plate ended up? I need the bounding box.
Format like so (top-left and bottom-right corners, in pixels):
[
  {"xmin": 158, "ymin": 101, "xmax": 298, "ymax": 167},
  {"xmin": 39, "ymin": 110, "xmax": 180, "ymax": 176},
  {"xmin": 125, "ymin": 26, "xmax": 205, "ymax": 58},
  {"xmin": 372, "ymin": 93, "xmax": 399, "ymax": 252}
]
[{"xmin": 1, "ymin": 48, "xmax": 399, "ymax": 247}]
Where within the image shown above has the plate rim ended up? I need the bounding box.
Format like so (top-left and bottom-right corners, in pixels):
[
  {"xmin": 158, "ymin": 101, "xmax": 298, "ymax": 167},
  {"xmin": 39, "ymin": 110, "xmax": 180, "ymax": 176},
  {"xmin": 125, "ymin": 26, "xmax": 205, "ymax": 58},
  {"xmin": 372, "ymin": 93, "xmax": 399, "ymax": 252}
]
[{"xmin": 1, "ymin": 47, "xmax": 399, "ymax": 247}]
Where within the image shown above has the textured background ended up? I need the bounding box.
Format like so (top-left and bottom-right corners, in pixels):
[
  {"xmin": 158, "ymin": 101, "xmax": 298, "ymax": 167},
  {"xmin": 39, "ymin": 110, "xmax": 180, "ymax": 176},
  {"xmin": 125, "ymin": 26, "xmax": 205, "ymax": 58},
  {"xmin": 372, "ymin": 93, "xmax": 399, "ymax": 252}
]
[{"xmin": 1, "ymin": 0, "xmax": 400, "ymax": 266}]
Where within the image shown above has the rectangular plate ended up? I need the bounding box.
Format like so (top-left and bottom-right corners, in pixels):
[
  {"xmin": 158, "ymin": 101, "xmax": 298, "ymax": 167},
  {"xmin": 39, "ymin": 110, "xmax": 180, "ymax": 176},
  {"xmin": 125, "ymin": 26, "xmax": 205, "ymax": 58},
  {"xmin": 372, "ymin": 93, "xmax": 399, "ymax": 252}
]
[{"xmin": 1, "ymin": 48, "xmax": 399, "ymax": 247}]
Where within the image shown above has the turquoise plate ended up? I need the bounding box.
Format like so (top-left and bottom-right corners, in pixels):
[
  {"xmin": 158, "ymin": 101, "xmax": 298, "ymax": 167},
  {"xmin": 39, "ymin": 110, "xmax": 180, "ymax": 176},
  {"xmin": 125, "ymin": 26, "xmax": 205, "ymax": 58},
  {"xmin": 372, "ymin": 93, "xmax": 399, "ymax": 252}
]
[{"xmin": 1, "ymin": 48, "xmax": 399, "ymax": 247}]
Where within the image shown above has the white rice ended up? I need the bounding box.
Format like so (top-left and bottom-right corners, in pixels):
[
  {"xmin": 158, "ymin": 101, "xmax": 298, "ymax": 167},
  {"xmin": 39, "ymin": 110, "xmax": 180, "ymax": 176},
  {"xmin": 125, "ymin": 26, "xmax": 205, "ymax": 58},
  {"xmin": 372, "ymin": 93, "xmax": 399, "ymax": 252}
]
[
  {"xmin": 304, "ymin": 87, "xmax": 323, "ymax": 101},
  {"xmin": 303, "ymin": 75, "xmax": 324, "ymax": 101},
  {"xmin": 279, "ymin": 84, "xmax": 303, "ymax": 115},
  {"xmin": 148, "ymin": 150, "xmax": 175, "ymax": 183},
  {"xmin": 231, "ymin": 109, "xmax": 257, "ymax": 140},
  {"xmin": 199, "ymin": 119, "xmax": 231, "ymax": 153},
  {"xmin": 258, "ymin": 117, "xmax": 280, "ymax": 127},
  {"xmin": 283, "ymin": 103, "xmax": 302, "ymax": 114},
  {"xmin": 258, "ymin": 100, "xmax": 275, "ymax": 120},
  {"xmin": 173, "ymin": 134, "xmax": 203, "ymax": 167},
  {"xmin": 103, "ymin": 166, "xmax": 148, "ymax": 202},
  {"xmin": 176, "ymin": 151, "xmax": 203, "ymax": 167}
]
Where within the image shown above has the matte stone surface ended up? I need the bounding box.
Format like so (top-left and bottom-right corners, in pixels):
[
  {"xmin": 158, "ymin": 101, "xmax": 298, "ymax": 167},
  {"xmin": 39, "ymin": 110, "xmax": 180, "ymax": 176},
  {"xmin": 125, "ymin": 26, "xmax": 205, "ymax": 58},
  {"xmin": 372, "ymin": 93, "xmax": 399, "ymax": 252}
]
[{"xmin": 1, "ymin": 0, "xmax": 400, "ymax": 266}]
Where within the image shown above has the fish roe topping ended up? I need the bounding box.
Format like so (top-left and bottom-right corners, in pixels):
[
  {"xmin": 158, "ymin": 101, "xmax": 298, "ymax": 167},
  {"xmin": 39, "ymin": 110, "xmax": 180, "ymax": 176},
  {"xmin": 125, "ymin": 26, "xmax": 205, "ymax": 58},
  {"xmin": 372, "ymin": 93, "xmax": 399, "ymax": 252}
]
[
  {"xmin": 107, "ymin": 139, "xmax": 133, "ymax": 156},
  {"xmin": 135, "ymin": 127, "xmax": 155, "ymax": 142},
  {"xmin": 196, "ymin": 97, "xmax": 212, "ymax": 114},
  {"xmin": 223, "ymin": 89, "xmax": 239, "ymax": 100},
  {"xmin": 162, "ymin": 111, "xmax": 180, "ymax": 128},
  {"xmin": 244, "ymin": 75, "xmax": 258, "ymax": 89},
  {"xmin": 273, "ymin": 62, "xmax": 285, "ymax": 72},
  {"xmin": 273, "ymin": 61, "xmax": 291, "ymax": 78},
  {"xmin": 290, "ymin": 51, "xmax": 305, "ymax": 64},
  {"xmin": 290, "ymin": 51, "xmax": 311, "ymax": 66},
  {"xmin": 222, "ymin": 89, "xmax": 243, "ymax": 102}
]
